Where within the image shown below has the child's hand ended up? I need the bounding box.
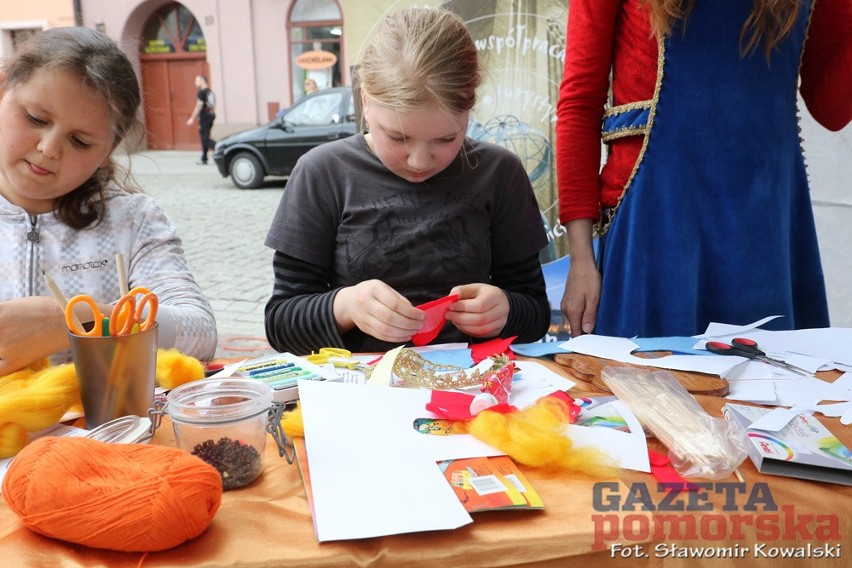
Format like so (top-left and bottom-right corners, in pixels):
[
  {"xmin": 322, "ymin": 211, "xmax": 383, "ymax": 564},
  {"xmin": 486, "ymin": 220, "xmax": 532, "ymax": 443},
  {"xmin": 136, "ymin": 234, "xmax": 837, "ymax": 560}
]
[
  {"xmin": 0, "ymin": 297, "xmax": 69, "ymax": 374},
  {"xmin": 333, "ymin": 280, "xmax": 425, "ymax": 343},
  {"xmin": 445, "ymin": 283, "xmax": 509, "ymax": 338}
]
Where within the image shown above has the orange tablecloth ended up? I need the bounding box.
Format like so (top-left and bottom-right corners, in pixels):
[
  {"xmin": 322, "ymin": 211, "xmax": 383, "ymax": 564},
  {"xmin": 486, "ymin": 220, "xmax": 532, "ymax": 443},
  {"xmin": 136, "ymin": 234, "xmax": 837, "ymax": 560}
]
[{"xmin": 1, "ymin": 358, "xmax": 850, "ymax": 568}]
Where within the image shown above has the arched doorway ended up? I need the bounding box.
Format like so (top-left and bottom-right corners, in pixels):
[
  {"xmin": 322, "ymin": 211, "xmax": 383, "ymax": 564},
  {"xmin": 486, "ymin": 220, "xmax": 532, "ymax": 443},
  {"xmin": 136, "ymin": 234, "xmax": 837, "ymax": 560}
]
[
  {"xmin": 140, "ymin": 2, "xmax": 209, "ymax": 150},
  {"xmin": 288, "ymin": 0, "xmax": 343, "ymax": 103}
]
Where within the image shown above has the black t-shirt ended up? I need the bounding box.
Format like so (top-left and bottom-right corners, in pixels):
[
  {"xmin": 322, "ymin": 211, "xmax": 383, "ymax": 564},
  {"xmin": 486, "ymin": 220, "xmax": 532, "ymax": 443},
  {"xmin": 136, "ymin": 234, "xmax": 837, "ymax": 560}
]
[
  {"xmin": 197, "ymin": 87, "xmax": 215, "ymax": 117},
  {"xmin": 266, "ymin": 134, "xmax": 546, "ymax": 305}
]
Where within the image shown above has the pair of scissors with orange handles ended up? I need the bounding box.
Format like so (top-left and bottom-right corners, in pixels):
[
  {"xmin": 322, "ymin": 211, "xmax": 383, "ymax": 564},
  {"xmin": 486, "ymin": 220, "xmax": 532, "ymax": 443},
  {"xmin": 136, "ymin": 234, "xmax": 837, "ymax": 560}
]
[{"xmin": 65, "ymin": 287, "xmax": 158, "ymax": 337}]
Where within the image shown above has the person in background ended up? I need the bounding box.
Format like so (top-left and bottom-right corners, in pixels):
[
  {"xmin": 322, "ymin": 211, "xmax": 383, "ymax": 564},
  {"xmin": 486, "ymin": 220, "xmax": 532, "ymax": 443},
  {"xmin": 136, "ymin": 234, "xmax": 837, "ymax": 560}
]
[
  {"xmin": 0, "ymin": 27, "xmax": 218, "ymax": 374},
  {"xmin": 274, "ymin": 77, "xmax": 322, "ymax": 121},
  {"xmin": 186, "ymin": 74, "xmax": 216, "ymax": 165},
  {"xmin": 557, "ymin": 0, "xmax": 852, "ymax": 338},
  {"xmin": 304, "ymin": 78, "xmax": 320, "ymax": 95},
  {"xmin": 264, "ymin": 6, "xmax": 550, "ymax": 354}
]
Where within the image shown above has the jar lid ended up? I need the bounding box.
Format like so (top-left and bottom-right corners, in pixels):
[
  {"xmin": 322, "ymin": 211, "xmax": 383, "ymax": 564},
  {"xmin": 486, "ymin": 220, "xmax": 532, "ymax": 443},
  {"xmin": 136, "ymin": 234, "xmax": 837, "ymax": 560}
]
[
  {"xmin": 166, "ymin": 378, "xmax": 273, "ymax": 425},
  {"xmin": 85, "ymin": 415, "xmax": 153, "ymax": 444}
]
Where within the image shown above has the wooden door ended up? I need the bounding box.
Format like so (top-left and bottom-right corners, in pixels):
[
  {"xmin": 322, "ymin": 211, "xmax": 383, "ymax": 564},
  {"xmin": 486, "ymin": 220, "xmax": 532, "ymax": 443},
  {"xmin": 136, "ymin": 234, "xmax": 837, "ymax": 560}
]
[{"xmin": 141, "ymin": 58, "xmax": 208, "ymax": 150}]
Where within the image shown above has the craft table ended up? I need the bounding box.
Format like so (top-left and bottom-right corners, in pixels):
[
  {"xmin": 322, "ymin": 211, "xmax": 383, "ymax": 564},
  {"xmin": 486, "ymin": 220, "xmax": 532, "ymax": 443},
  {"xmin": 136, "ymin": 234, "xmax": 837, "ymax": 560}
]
[{"xmin": 1, "ymin": 357, "xmax": 850, "ymax": 568}]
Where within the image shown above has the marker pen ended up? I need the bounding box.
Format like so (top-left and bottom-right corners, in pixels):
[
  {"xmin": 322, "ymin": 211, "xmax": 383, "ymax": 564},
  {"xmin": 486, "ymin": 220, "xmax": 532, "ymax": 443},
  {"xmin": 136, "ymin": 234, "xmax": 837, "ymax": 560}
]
[
  {"xmin": 252, "ymin": 366, "xmax": 306, "ymax": 380},
  {"xmin": 240, "ymin": 359, "xmax": 291, "ymax": 372},
  {"xmin": 267, "ymin": 372, "xmax": 317, "ymax": 390},
  {"xmin": 247, "ymin": 363, "xmax": 295, "ymax": 377}
]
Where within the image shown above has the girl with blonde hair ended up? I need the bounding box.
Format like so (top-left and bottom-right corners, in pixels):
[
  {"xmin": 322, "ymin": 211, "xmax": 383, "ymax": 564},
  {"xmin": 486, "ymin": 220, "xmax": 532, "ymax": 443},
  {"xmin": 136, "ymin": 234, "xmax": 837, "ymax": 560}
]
[{"xmin": 265, "ymin": 6, "xmax": 550, "ymax": 353}]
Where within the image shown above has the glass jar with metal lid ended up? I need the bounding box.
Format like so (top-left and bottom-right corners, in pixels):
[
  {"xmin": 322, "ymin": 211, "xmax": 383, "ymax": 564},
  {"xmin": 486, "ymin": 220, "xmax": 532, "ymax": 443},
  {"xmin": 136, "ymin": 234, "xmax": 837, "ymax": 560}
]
[{"xmin": 152, "ymin": 378, "xmax": 294, "ymax": 490}]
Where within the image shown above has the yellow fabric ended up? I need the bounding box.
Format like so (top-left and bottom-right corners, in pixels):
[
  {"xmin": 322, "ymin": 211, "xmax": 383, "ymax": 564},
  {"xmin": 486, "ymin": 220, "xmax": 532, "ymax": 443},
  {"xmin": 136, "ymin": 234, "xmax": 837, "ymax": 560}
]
[{"xmin": 155, "ymin": 348, "xmax": 205, "ymax": 389}]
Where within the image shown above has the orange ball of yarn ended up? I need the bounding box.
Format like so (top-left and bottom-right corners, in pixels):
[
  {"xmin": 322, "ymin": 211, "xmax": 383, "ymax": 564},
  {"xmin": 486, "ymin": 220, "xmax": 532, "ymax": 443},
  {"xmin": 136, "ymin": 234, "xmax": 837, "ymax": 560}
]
[{"xmin": 2, "ymin": 436, "xmax": 222, "ymax": 552}]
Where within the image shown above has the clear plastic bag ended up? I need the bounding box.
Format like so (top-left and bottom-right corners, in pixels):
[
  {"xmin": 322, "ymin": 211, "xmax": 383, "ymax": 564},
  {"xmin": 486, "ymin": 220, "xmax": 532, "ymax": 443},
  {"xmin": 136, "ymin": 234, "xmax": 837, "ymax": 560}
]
[{"xmin": 601, "ymin": 367, "xmax": 748, "ymax": 479}]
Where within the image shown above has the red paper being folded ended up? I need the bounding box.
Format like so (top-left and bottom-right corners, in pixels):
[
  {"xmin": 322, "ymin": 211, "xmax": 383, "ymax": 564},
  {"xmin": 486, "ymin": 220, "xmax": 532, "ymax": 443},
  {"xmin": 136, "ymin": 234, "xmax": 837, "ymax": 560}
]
[{"xmin": 411, "ymin": 294, "xmax": 458, "ymax": 346}]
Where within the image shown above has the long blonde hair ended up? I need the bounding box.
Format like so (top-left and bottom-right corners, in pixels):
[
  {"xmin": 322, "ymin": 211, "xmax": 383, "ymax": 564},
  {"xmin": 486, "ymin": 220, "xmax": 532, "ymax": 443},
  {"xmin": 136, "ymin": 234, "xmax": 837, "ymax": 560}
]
[
  {"xmin": 358, "ymin": 7, "xmax": 480, "ymax": 114},
  {"xmin": 644, "ymin": 0, "xmax": 801, "ymax": 58}
]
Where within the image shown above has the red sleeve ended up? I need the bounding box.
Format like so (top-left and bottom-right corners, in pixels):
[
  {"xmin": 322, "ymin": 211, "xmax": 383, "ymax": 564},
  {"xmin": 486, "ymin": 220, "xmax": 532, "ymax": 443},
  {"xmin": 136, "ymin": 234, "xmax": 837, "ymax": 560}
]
[
  {"xmin": 555, "ymin": 0, "xmax": 621, "ymax": 225},
  {"xmin": 800, "ymin": 0, "xmax": 852, "ymax": 131}
]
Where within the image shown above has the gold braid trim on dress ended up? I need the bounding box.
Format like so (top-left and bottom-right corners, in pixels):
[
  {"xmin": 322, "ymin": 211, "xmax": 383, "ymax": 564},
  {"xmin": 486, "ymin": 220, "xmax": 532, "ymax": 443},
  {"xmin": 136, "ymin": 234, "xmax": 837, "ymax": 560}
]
[
  {"xmin": 595, "ymin": 36, "xmax": 667, "ymax": 237},
  {"xmin": 602, "ymin": 126, "xmax": 648, "ymax": 143},
  {"xmin": 603, "ymin": 100, "xmax": 653, "ymax": 117},
  {"xmin": 602, "ymin": 101, "xmax": 653, "ymax": 142}
]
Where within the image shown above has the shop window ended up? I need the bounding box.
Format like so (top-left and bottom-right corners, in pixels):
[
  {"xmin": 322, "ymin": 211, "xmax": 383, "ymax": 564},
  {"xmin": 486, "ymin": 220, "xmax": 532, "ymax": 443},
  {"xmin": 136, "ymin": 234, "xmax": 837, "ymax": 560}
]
[
  {"xmin": 141, "ymin": 2, "xmax": 205, "ymax": 55},
  {"xmin": 288, "ymin": 0, "xmax": 342, "ymax": 102}
]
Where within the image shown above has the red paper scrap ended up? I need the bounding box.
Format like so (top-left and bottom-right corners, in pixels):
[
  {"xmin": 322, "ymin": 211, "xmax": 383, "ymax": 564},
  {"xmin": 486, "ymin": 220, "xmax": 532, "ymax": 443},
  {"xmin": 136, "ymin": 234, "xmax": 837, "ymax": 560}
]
[
  {"xmin": 411, "ymin": 294, "xmax": 459, "ymax": 346},
  {"xmin": 470, "ymin": 336, "xmax": 517, "ymax": 364},
  {"xmin": 647, "ymin": 449, "xmax": 700, "ymax": 491}
]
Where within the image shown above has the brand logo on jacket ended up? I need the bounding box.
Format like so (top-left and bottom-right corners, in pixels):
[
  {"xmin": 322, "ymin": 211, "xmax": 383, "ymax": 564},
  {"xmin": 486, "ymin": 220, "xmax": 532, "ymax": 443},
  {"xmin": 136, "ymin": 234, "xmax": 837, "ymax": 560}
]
[{"xmin": 61, "ymin": 259, "xmax": 109, "ymax": 272}]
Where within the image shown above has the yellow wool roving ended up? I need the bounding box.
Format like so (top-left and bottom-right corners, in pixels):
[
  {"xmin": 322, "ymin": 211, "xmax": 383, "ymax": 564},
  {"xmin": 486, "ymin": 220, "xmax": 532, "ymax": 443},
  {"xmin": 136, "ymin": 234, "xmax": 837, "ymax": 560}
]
[
  {"xmin": 282, "ymin": 396, "xmax": 613, "ymax": 476},
  {"xmin": 0, "ymin": 360, "xmax": 80, "ymax": 458},
  {"xmin": 280, "ymin": 403, "xmax": 305, "ymax": 438},
  {"xmin": 155, "ymin": 348, "xmax": 205, "ymax": 389},
  {"xmin": 467, "ymin": 395, "xmax": 615, "ymax": 477},
  {"xmin": 0, "ymin": 349, "xmax": 205, "ymax": 458}
]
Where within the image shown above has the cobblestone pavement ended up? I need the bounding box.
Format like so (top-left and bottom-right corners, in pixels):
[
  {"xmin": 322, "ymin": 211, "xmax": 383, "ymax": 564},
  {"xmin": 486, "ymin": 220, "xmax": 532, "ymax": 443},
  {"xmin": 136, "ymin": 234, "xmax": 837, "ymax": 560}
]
[{"xmin": 118, "ymin": 150, "xmax": 281, "ymax": 358}]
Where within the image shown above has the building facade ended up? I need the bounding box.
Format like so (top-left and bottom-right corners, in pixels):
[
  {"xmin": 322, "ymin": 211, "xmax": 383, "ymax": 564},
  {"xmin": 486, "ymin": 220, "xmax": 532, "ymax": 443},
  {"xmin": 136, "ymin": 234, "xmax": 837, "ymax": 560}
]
[
  {"xmin": 74, "ymin": 0, "xmax": 403, "ymax": 149},
  {"xmin": 0, "ymin": 0, "xmax": 75, "ymax": 58},
  {"xmin": 72, "ymin": 0, "xmax": 568, "ymax": 248}
]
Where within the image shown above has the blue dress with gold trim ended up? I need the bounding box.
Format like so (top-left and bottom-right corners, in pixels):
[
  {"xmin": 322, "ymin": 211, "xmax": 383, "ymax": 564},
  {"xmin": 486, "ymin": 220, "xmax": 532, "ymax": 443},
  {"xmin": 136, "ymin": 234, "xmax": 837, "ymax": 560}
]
[{"xmin": 595, "ymin": 0, "xmax": 829, "ymax": 337}]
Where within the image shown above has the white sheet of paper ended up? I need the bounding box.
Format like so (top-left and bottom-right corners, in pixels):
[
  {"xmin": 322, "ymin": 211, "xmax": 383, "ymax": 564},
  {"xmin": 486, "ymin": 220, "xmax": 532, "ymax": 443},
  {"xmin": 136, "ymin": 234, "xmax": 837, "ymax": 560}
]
[
  {"xmin": 721, "ymin": 359, "xmax": 800, "ymax": 380},
  {"xmin": 773, "ymin": 376, "xmax": 852, "ymax": 409},
  {"xmin": 565, "ymin": 400, "xmax": 650, "ymax": 473},
  {"xmin": 509, "ymin": 360, "xmax": 577, "ymax": 408},
  {"xmin": 694, "ymin": 316, "xmax": 782, "ymax": 338},
  {"xmin": 208, "ymin": 359, "xmax": 247, "ymax": 378},
  {"xmin": 778, "ymin": 353, "xmax": 832, "ymax": 374},
  {"xmin": 814, "ymin": 401, "xmax": 852, "ymax": 418},
  {"xmin": 296, "ymin": 359, "xmax": 583, "ymax": 541},
  {"xmin": 725, "ymin": 380, "xmax": 777, "ymax": 403},
  {"xmin": 559, "ymin": 334, "xmax": 740, "ymax": 376},
  {"xmin": 697, "ymin": 322, "xmax": 852, "ymax": 368},
  {"xmin": 833, "ymin": 372, "xmax": 852, "ymax": 390},
  {"xmin": 747, "ymin": 406, "xmax": 811, "ymax": 432},
  {"xmin": 298, "ymin": 379, "xmax": 504, "ymax": 542}
]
